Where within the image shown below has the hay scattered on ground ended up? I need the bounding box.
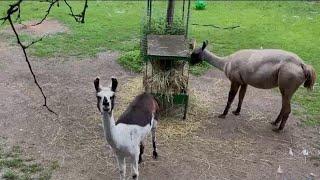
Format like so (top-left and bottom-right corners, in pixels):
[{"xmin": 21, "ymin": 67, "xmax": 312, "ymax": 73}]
[{"xmin": 116, "ymin": 77, "xmax": 210, "ymax": 141}]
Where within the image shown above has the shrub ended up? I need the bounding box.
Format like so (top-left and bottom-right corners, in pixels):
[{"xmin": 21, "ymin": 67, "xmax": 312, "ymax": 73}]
[{"xmin": 117, "ymin": 50, "xmax": 142, "ymax": 73}]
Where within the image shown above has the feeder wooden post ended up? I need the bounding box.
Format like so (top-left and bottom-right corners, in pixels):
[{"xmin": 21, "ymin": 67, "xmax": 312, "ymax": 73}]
[{"xmin": 142, "ymin": 0, "xmax": 192, "ymax": 120}]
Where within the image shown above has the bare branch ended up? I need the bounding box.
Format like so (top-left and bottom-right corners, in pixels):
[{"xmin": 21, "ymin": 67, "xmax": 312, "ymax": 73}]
[
  {"xmin": 15, "ymin": 3, "xmax": 21, "ymax": 22},
  {"xmin": 64, "ymin": 0, "xmax": 88, "ymax": 23},
  {"xmin": 1, "ymin": 0, "xmax": 89, "ymax": 115},
  {"xmin": 80, "ymin": 0, "xmax": 88, "ymax": 23},
  {"xmin": 32, "ymin": 0, "xmax": 59, "ymax": 26},
  {"xmin": 63, "ymin": 0, "xmax": 78, "ymax": 22},
  {"xmin": 1, "ymin": 0, "xmax": 57, "ymax": 114},
  {"xmin": 7, "ymin": 16, "xmax": 56, "ymax": 114},
  {"xmin": 25, "ymin": 36, "xmax": 45, "ymax": 49}
]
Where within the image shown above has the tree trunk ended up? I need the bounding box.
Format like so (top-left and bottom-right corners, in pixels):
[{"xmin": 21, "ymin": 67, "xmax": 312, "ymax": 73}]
[{"xmin": 166, "ymin": 0, "xmax": 175, "ymax": 28}]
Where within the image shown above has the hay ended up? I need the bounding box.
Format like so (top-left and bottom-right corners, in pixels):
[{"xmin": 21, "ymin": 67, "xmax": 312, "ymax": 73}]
[
  {"xmin": 144, "ymin": 69, "xmax": 188, "ymax": 94},
  {"xmin": 144, "ymin": 60, "xmax": 188, "ymax": 101},
  {"xmin": 116, "ymin": 77, "xmax": 207, "ymax": 140}
]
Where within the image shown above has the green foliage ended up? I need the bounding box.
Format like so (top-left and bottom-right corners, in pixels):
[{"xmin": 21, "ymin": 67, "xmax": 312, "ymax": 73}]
[
  {"xmin": 117, "ymin": 50, "xmax": 142, "ymax": 73},
  {"xmin": 144, "ymin": 17, "xmax": 185, "ymax": 35},
  {"xmin": 195, "ymin": 0, "xmax": 207, "ymax": 10}
]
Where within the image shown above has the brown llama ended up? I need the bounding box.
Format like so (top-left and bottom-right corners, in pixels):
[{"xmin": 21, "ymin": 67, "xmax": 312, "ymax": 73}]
[{"xmin": 190, "ymin": 41, "xmax": 317, "ymax": 132}]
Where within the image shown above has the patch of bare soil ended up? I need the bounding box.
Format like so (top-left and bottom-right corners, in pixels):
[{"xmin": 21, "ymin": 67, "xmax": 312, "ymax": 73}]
[
  {"xmin": 2, "ymin": 20, "xmax": 68, "ymax": 37},
  {"xmin": 0, "ymin": 36, "xmax": 319, "ymax": 180}
]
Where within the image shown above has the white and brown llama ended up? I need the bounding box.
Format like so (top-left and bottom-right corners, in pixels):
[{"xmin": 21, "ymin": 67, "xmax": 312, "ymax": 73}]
[
  {"xmin": 94, "ymin": 77, "xmax": 159, "ymax": 179},
  {"xmin": 190, "ymin": 41, "xmax": 316, "ymax": 132}
]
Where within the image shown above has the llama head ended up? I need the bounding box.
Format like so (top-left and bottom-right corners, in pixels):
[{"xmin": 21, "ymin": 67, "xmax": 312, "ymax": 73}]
[
  {"xmin": 190, "ymin": 40, "xmax": 208, "ymax": 65},
  {"xmin": 94, "ymin": 77, "xmax": 118, "ymax": 114}
]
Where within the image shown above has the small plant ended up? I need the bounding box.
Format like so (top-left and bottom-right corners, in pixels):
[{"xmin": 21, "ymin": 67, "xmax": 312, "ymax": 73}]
[
  {"xmin": 0, "ymin": 158, "xmax": 23, "ymax": 168},
  {"xmin": 117, "ymin": 50, "xmax": 142, "ymax": 73},
  {"xmin": 195, "ymin": 0, "xmax": 207, "ymax": 10},
  {"xmin": 21, "ymin": 164, "xmax": 43, "ymax": 173},
  {"xmin": 2, "ymin": 169, "xmax": 19, "ymax": 180}
]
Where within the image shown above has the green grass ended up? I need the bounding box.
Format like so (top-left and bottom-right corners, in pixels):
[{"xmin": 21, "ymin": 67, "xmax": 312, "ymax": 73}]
[
  {"xmin": 0, "ymin": 1, "xmax": 319, "ymax": 124},
  {"xmin": 117, "ymin": 50, "xmax": 142, "ymax": 73},
  {"xmin": 0, "ymin": 138, "xmax": 58, "ymax": 180},
  {"xmin": 189, "ymin": 62, "xmax": 211, "ymax": 76},
  {"xmin": 2, "ymin": 169, "xmax": 19, "ymax": 180}
]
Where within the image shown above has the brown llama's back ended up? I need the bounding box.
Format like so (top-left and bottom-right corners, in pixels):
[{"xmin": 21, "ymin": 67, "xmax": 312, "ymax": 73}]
[{"xmin": 116, "ymin": 93, "xmax": 159, "ymax": 126}]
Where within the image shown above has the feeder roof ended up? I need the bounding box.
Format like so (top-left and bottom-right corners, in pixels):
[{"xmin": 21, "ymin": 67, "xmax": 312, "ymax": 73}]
[{"xmin": 147, "ymin": 35, "xmax": 191, "ymax": 60}]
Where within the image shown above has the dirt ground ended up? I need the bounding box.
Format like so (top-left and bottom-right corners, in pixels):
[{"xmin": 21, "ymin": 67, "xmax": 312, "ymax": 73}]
[{"xmin": 0, "ymin": 25, "xmax": 319, "ymax": 179}]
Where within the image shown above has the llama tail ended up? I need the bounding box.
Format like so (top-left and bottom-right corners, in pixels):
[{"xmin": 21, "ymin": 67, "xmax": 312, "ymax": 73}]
[{"xmin": 302, "ymin": 64, "xmax": 317, "ymax": 90}]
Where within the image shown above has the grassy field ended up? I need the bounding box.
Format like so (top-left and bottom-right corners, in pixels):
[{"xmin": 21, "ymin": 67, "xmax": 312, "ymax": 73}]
[
  {"xmin": 0, "ymin": 1, "xmax": 319, "ymax": 124},
  {"xmin": 0, "ymin": 138, "xmax": 58, "ymax": 179}
]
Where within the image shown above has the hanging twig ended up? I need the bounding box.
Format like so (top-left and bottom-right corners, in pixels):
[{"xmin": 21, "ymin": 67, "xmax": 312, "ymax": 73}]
[
  {"xmin": 192, "ymin": 23, "xmax": 240, "ymax": 30},
  {"xmin": 25, "ymin": 35, "xmax": 46, "ymax": 49},
  {"xmin": 32, "ymin": 0, "xmax": 59, "ymax": 26},
  {"xmin": 15, "ymin": 3, "xmax": 21, "ymax": 22},
  {"xmin": 1, "ymin": 1, "xmax": 57, "ymax": 114},
  {"xmin": 63, "ymin": 0, "xmax": 78, "ymax": 22},
  {"xmin": 80, "ymin": 0, "xmax": 88, "ymax": 23}
]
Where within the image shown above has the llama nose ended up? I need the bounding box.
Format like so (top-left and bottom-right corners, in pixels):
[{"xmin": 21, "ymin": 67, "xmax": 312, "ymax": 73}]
[{"xmin": 103, "ymin": 97, "xmax": 109, "ymax": 106}]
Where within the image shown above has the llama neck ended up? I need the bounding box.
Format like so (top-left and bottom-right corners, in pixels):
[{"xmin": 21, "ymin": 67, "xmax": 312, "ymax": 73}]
[
  {"xmin": 203, "ymin": 49, "xmax": 227, "ymax": 71},
  {"xmin": 102, "ymin": 111, "xmax": 117, "ymax": 148}
]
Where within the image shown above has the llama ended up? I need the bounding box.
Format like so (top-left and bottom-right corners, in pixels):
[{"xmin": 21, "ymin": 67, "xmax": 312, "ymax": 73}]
[
  {"xmin": 190, "ymin": 41, "xmax": 317, "ymax": 132},
  {"xmin": 94, "ymin": 77, "xmax": 159, "ymax": 179}
]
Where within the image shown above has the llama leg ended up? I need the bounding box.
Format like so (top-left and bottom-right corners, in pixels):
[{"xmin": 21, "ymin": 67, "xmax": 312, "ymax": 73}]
[
  {"xmin": 232, "ymin": 84, "xmax": 247, "ymax": 115},
  {"xmin": 271, "ymin": 109, "xmax": 284, "ymax": 126},
  {"xmin": 273, "ymin": 82, "xmax": 297, "ymax": 131},
  {"xmin": 151, "ymin": 120, "xmax": 158, "ymax": 159},
  {"xmin": 131, "ymin": 152, "xmax": 139, "ymax": 179},
  {"xmin": 116, "ymin": 155, "xmax": 126, "ymax": 180},
  {"xmin": 276, "ymin": 95, "xmax": 292, "ymax": 131},
  {"xmin": 138, "ymin": 142, "xmax": 144, "ymax": 164},
  {"xmin": 271, "ymin": 93, "xmax": 286, "ymax": 126},
  {"xmin": 219, "ymin": 82, "xmax": 240, "ymax": 118}
]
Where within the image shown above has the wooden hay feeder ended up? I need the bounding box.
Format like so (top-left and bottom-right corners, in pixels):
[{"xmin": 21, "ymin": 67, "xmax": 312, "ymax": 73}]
[{"xmin": 141, "ymin": 0, "xmax": 192, "ymax": 119}]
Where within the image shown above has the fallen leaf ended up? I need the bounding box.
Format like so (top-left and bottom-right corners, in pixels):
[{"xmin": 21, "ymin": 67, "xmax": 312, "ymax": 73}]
[{"xmin": 277, "ymin": 165, "xmax": 283, "ymax": 174}]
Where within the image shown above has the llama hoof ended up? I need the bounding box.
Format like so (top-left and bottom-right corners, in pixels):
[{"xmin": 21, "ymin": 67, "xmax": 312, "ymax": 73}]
[
  {"xmin": 272, "ymin": 128, "xmax": 282, "ymax": 133},
  {"xmin": 270, "ymin": 121, "xmax": 278, "ymax": 126},
  {"xmin": 218, "ymin": 114, "xmax": 226, "ymax": 119},
  {"xmin": 153, "ymin": 151, "xmax": 158, "ymax": 159},
  {"xmin": 132, "ymin": 174, "xmax": 137, "ymax": 179},
  {"xmin": 232, "ymin": 111, "xmax": 240, "ymax": 115}
]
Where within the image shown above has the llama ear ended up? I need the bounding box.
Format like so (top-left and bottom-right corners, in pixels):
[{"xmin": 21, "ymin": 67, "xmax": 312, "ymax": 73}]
[
  {"xmin": 189, "ymin": 39, "xmax": 196, "ymax": 50},
  {"xmin": 94, "ymin": 77, "xmax": 101, "ymax": 92},
  {"xmin": 202, "ymin": 40, "xmax": 208, "ymax": 50},
  {"xmin": 111, "ymin": 77, "xmax": 118, "ymax": 92}
]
